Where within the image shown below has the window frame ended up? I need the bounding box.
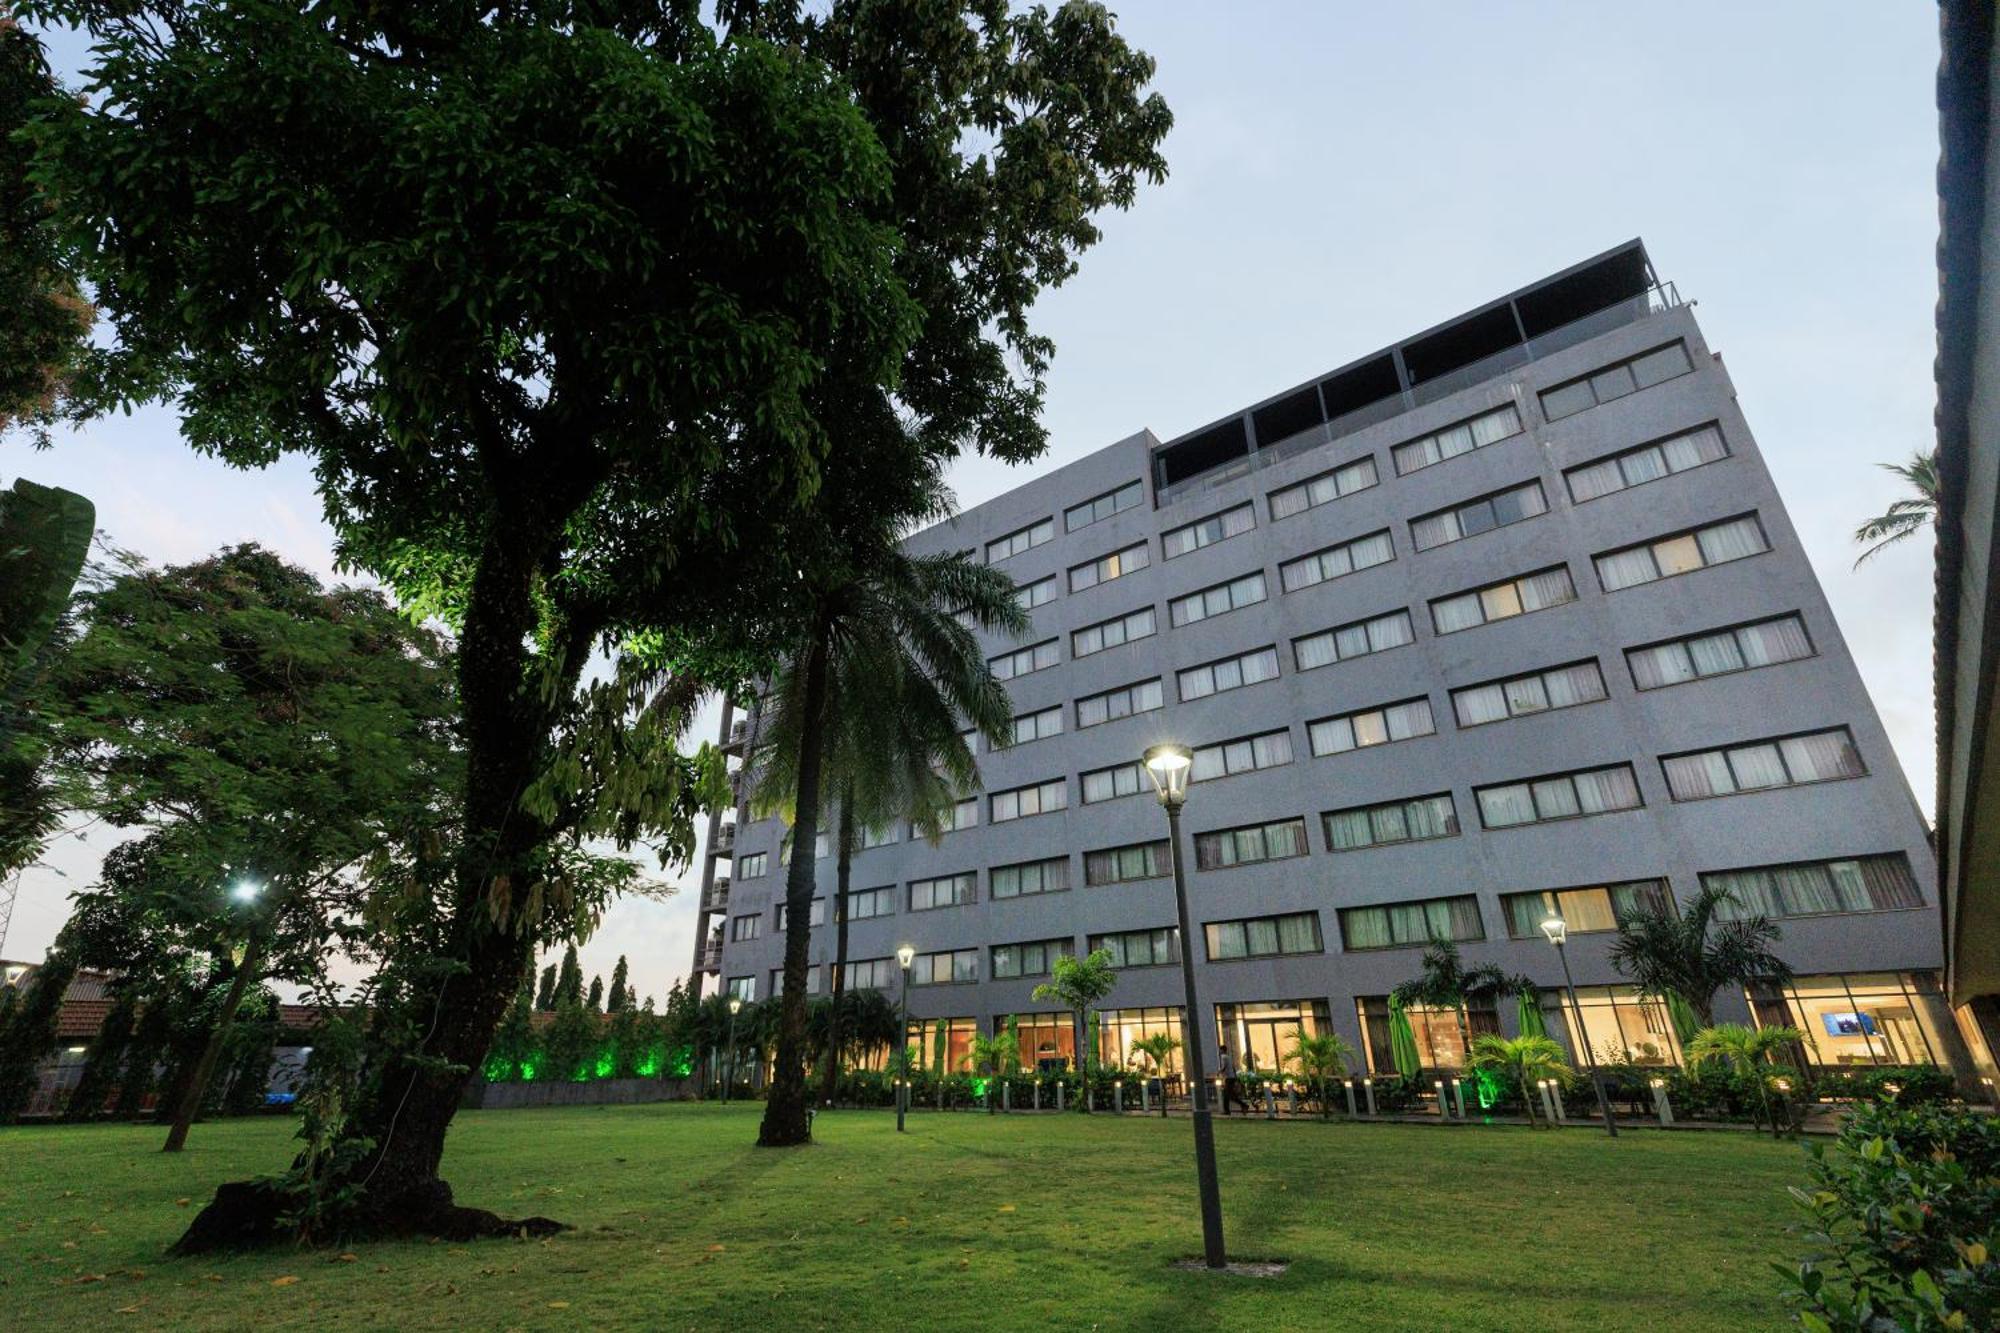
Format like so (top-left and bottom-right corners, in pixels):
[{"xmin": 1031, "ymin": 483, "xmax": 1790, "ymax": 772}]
[{"xmin": 1065, "ymin": 480, "xmax": 1145, "ymax": 532}]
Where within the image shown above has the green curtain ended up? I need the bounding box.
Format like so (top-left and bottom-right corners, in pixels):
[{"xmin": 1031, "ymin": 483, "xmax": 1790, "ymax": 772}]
[
  {"xmin": 1388, "ymin": 995, "xmax": 1421, "ymax": 1078},
  {"xmin": 1665, "ymin": 991, "xmax": 1702, "ymax": 1047},
  {"xmin": 1516, "ymin": 991, "xmax": 1546, "ymax": 1038}
]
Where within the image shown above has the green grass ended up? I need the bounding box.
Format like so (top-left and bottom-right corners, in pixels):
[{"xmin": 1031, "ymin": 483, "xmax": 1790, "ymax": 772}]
[{"xmin": 0, "ymin": 1104, "xmax": 1806, "ymax": 1331}]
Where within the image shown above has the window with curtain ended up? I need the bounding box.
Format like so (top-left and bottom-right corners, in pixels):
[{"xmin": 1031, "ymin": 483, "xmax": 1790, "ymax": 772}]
[
  {"xmin": 1595, "ymin": 514, "xmax": 1770, "ymax": 592},
  {"xmin": 1065, "ymin": 480, "xmax": 1144, "ymax": 532},
  {"xmin": 1410, "ymin": 481, "xmax": 1549, "ymax": 551},
  {"xmin": 990, "ymin": 778, "xmax": 1066, "ymax": 822},
  {"xmin": 989, "ymin": 638, "xmax": 1060, "ymax": 681},
  {"xmin": 1429, "ymin": 566, "xmax": 1576, "ymax": 635},
  {"xmin": 1501, "ymin": 881, "xmax": 1669, "ymax": 938},
  {"xmin": 991, "ymin": 858, "xmax": 1070, "ymax": 899},
  {"xmin": 908, "ymin": 873, "xmax": 976, "ymax": 911},
  {"xmin": 1392, "ymin": 403, "xmax": 1523, "ymax": 474},
  {"xmin": 1628, "ymin": 613, "xmax": 1813, "ymax": 689},
  {"xmin": 1084, "ymin": 840, "xmax": 1171, "ymax": 886},
  {"xmin": 911, "ymin": 949, "xmax": 978, "ymax": 985},
  {"xmin": 1163, "ymin": 503, "xmax": 1255, "ymax": 559},
  {"xmin": 1177, "ymin": 646, "xmax": 1281, "ymax": 701},
  {"xmin": 987, "ymin": 517, "xmax": 1054, "ymax": 563},
  {"xmin": 1169, "ymin": 570, "xmax": 1267, "ymax": 627},
  {"xmin": 1073, "ymin": 605, "xmax": 1157, "ymax": 658},
  {"xmin": 1704, "ymin": 854, "xmax": 1921, "ymax": 920},
  {"xmin": 1309, "ymin": 697, "xmax": 1435, "ymax": 756},
  {"xmin": 1451, "ymin": 659, "xmax": 1606, "ymax": 727},
  {"xmin": 1088, "ymin": 927, "xmax": 1179, "ymax": 968},
  {"xmin": 992, "ymin": 939, "xmax": 1068, "ymax": 979},
  {"xmin": 1565, "ymin": 422, "xmax": 1729, "ymax": 502},
  {"xmin": 1294, "ymin": 609, "xmax": 1413, "ymax": 671},
  {"xmin": 1068, "ymin": 541, "xmax": 1150, "ymax": 592},
  {"xmin": 1194, "ymin": 818, "xmax": 1309, "ymax": 870},
  {"xmin": 1278, "ymin": 529, "xmax": 1396, "ymax": 593},
  {"xmin": 1322, "ymin": 794, "xmax": 1459, "ymax": 850},
  {"xmin": 1477, "ymin": 764, "xmax": 1641, "ymax": 828},
  {"xmin": 1076, "ymin": 677, "xmax": 1164, "ymax": 728},
  {"xmin": 1204, "ymin": 911, "xmax": 1324, "ymax": 960},
  {"xmin": 1661, "ymin": 727, "xmax": 1863, "ymax": 800},
  {"xmin": 1339, "ymin": 894, "xmax": 1483, "ymax": 950},
  {"xmin": 1270, "ymin": 455, "xmax": 1379, "ymax": 519},
  {"xmin": 1191, "ymin": 729, "xmax": 1294, "ymax": 781},
  {"xmin": 1081, "ymin": 762, "xmax": 1145, "ymax": 804}
]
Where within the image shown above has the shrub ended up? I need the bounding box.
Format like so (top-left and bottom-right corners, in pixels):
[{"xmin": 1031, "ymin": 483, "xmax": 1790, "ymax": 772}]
[
  {"xmin": 1812, "ymin": 1066, "xmax": 1957, "ymax": 1108},
  {"xmin": 1780, "ymin": 1100, "xmax": 2000, "ymax": 1330}
]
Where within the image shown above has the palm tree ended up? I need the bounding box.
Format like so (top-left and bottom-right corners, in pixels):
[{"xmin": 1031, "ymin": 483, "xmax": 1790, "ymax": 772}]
[
  {"xmin": 1282, "ymin": 1030, "xmax": 1355, "ymax": 1120},
  {"xmin": 1686, "ymin": 1022, "xmax": 1805, "ymax": 1136},
  {"xmin": 1130, "ymin": 1033, "xmax": 1179, "ymax": 1117},
  {"xmin": 1470, "ymin": 1034, "xmax": 1570, "ymax": 1127},
  {"xmin": 1390, "ymin": 941, "xmax": 1526, "ymax": 1071},
  {"xmin": 1852, "ymin": 449, "xmax": 1939, "ymax": 566},
  {"xmin": 1606, "ymin": 884, "xmax": 1791, "ymax": 1030},
  {"xmin": 964, "ymin": 1028, "xmax": 1020, "ymax": 1113},
  {"xmin": 1032, "ymin": 949, "xmax": 1119, "ymax": 1109},
  {"xmin": 754, "ymin": 485, "xmax": 1024, "ymax": 1147}
]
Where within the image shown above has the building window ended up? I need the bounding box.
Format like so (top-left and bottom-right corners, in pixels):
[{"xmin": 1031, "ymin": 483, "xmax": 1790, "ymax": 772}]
[
  {"xmin": 1703, "ymin": 854, "xmax": 1922, "ymax": 920},
  {"xmin": 1066, "ymin": 480, "xmax": 1145, "ymax": 532},
  {"xmin": 1475, "ymin": 764, "xmax": 1643, "ymax": 828},
  {"xmin": 1539, "ymin": 341, "xmax": 1695, "ymax": 421},
  {"xmin": 908, "ymin": 872, "xmax": 977, "ymax": 912},
  {"xmin": 726, "ymin": 976, "xmax": 756, "ymax": 1002},
  {"xmin": 1662, "ymin": 727, "xmax": 1865, "ymax": 801},
  {"xmin": 774, "ymin": 899, "xmax": 825, "ymax": 931},
  {"xmin": 1205, "ymin": 911, "xmax": 1324, "ymax": 961},
  {"xmin": 1069, "ymin": 541, "xmax": 1150, "ymax": 593},
  {"xmin": 1072, "ymin": 605, "xmax": 1157, "ymax": 658},
  {"xmin": 730, "ymin": 913, "xmax": 763, "ymax": 942},
  {"xmin": 1551, "ymin": 985, "xmax": 1683, "ymax": 1065},
  {"xmin": 1080, "ymin": 761, "xmax": 1145, "ymax": 805},
  {"xmin": 1278, "ymin": 529, "xmax": 1395, "ymax": 594},
  {"xmin": 1177, "ymin": 645, "xmax": 1280, "ymax": 702},
  {"xmin": 992, "ymin": 938, "xmax": 1069, "ymax": 981},
  {"xmin": 1014, "ymin": 574, "xmax": 1057, "ymax": 611},
  {"xmin": 1410, "ymin": 481, "xmax": 1548, "ymax": 552},
  {"xmin": 1218, "ymin": 1000, "xmax": 1331, "ymax": 1077},
  {"xmin": 1322, "ymin": 793, "xmax": 1460, "ymax": 851},
  {"xmin": 860, "ymin": 823, "xmax": 901, "ymax": 850},
  {"xmin": 1595, "ymin": 514, "xmax": 1770, "ymax": 592},
  {"xmin": 1099, "ymin": 1005, "xmax": 1189, "ymax": 1072},
  {"xmin": 1000, "ymin": 704, "xmax": 1065, "ymax": 748},
  {"xmin": 1429, "ymin": 566, "xmax": 1576, "ymax": 635},
  {"xmin": 1308, "ymin": 697, "xmax": 1435, "ymax": 757},
  {"xmin": 990, "ymin": 778, "xmax": 1066, "ymax": 823},
  {"xmin": 989, "ymin": 638, "xmax": 1059, "ymax": 681},
  {"xmin": 1192, "ymin": 729, "xmax": 1293, "ymax": 782},
  {"xmin": 1269, "ymin": 455, "xmax": 1379, "ymax": 520},
  {"xmin": 1007, "ymin": 1012, "xmax": 1078, "ymax": 1072},
  {"xmin": 1358, "ymin": 995, "xmax": 1498, "ymax": 1073},
  {"xmin": 987, "ymin": 517, "xmax": 1054, "ymax": 564},
  {"xmin": 1627, "ymin": 613, "xmax": 1815, "ymax": 690},
  {"xmin": 842, "ymin": 886, "xmax": 896, "ymax": 921},
  {"xmin": 1391, "ymin": 403, "xmax": 1524, "ymax": 476},
  {"xmin": 1451, "ymin": 660, "xmax": 1608, "ymax": 727},
  {"xmin": 911, "ymin": 948, "xmax": 979, "ymax": 985},
  {"xmin": 1084, "ymin": 840, "xmax": 1171, "ymax": 886},
  {"xmin": 836, "ymin": 957, "xmax": 897, "ymax": 990},
  {"xmin": 926, "ymin": 797, "xmax": 978, "ymax": 836},
  {"xmin": 1339, "ymin": 895, "xmax": 1484, "ymax": 951},
  {"xmin": 1766, "ymin": 971, "xmax": 1958, "ymax": 1071},
  {"xmin": 1193, "ymin": 817, "xmax": 1309, "ymax": 870},
  {"xmin": 769, "ymin": 965, "xmax": 821, "ymax": 996},
  {"xmin": 1076, "ymin": 677, "xmax": 1164, "ymax": 728},
  {"xmin": 1168, "ymin": 570, "xmax": 1267, "ymax": 627},
  {"xmin": 1089, "ymin": 927, "xmax": 1180, "ymax": 969},
  {"xmin": 1501, "ymin": 881, "xmax": 1671, "ymax": 939},
  {"xmin": 991, "ymin": 857, "xmax": 1070, "ymax": 899},
  {"xmin": 1566, "ymin": 422, "xmax": 1729, "ymax": 503},
  {"xmin": 736, "ymin": 852, "xmax": 768, "ymax": 879},
  {"xmin": 1163, "ymin": 502, "xmax": 1255, "ymax": 560},
  {"xmin": 1294, "ymin": 609, "xmax": 1414, "ymax": 671}
]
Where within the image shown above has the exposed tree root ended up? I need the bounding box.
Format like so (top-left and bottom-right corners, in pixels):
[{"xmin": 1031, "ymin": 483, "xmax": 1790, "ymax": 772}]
[{"xmin": 169, "ymin": 1177, "xmax": 566, "ymax": 1256}]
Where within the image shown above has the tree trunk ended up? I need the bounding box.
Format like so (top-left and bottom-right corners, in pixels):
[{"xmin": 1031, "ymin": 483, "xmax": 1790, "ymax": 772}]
[
  {"xmin": 760, "ymin": 629, "xmax": 830, "ymax": 1147},
  {"xmin": 1072, "ymin": 1007, "xmax": 1089, "ymax": 1112},
  {"xmin": 818, "ymin": 792, "xmax": 854, "ymax": 1108},
  {"xmin": 1454, "ymin": 1003, "xmax": 1472, "ymax": 1072},
  {"xmin": 1518, "ymin": 1073, "xmax": 1536, "ymax": 1126},
  {"xmin": 163, "ymin": 929, "xmax": 265, "ymax": 1153}
]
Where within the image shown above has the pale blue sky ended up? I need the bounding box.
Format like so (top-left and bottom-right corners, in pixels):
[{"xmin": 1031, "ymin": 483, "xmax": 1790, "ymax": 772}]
[{"xmin": 4, "ymin": 4, "xmax": 1944, "ymax": 1004}]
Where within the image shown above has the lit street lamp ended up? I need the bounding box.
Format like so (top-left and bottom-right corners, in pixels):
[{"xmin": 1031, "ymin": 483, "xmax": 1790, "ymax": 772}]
[
  {"xmin": 1539, "ymin": 913, "xmax": 1618, "ymax": 1137},
  {"xmin": 723, "ymin": 994, "xmax": 743, "ymax": 1103},
  {"xmin": 1143, "ymin": 742, "xmax": 1227, "ymax": 1269},
  {"xmin": 896, "ymin": 943, "xmax": 915, "ymax": 1132},
  {"xmin": 163, "ymin": 877, "xmax": 269, "ymax": 1153}
]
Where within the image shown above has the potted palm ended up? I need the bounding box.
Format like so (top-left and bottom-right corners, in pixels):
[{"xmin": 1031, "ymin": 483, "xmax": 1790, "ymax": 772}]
[
  {"xmin": 1130, "ymin": 1033, "xmax": 1179, "ymax": 1117},
  {"xmin": 1686, "ymin": 1022, "xmax": 1805, "ymax": 1137},
  {"xmin": 1469, "ymin": 1034, "xmax": 1571, "ymax": 1127},
  {"xmin": 1282, "ymin": 1030, "xmax": 1356, "ymax": 1119}
]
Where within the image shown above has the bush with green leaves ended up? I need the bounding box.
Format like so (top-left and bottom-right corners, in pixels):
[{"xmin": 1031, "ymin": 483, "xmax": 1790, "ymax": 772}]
[{"xmin": 1780, "ymin": 1100, "xmax": 2000, "ymax": 1330}]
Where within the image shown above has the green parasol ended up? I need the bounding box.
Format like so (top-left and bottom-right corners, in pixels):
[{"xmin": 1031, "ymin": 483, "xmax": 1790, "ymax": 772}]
[
  {"xmin": 1388, "ymin": 994, "xmax": 1422, "ymax": 1078},
  {"xmin": 1516, "ymin": 991, "xmax": 1547, "ymax": 1038},
  {"xmin": 1664, "ymin": 991, "xmax": 1703, "ymax": 1047}
]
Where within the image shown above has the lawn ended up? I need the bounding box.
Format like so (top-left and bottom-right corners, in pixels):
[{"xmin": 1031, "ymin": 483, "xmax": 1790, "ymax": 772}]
[{"xmin": 0, "ymin": 1104, "xmax": 1806, "ymax": 1331}]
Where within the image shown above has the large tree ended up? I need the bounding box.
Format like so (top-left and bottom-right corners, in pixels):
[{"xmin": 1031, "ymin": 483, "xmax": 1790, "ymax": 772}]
[{"xmin": 22, "ymin": 0, "xmax": 1165, "ymax": 1241}]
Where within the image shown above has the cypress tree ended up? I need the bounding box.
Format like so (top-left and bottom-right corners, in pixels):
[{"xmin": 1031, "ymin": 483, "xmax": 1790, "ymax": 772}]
[
  {"xmin": 534, "ymin": 964, "xmax": 557, "ymax": 1013},
  {"xmin": 607, "ymin": 957, "xmax": 630, "ymax": 1013},
  {"xmin": 586, "ymin": 975, "xmax": 604, "ymax": 1013},
  {"xmin": 554, "ymin": 945, "xmax": 582, "ymax": 1008}
]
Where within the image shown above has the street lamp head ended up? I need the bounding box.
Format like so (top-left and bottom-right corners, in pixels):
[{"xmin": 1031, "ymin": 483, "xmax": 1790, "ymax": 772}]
[
  {"xmin": 1538, "ymin": 913, "xmax": 1567, "ymax": 946},
  {"xmin": 895, "ymin": 943, "xmax": 915, "ymax": 969},
  {"xmin": 728, "ymin": 996, "xmax": 742, "ymax": 1015},
  {"xmin": 3, "ymin": 963, "xmax": 25, "ymax": 987},
  {"xmin": 229, "ymin": 880, "xmax": 263, "ymax": 905},
  {"xmin": 1142, "ymin": 743, "xmax": 1193, "ymax": 808}
]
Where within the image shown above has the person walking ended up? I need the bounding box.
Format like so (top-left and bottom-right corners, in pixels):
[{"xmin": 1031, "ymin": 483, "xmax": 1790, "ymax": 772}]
[{"xmin": 1218, "ymin": 1044, "xmax": 1250, "ymax": 1115}]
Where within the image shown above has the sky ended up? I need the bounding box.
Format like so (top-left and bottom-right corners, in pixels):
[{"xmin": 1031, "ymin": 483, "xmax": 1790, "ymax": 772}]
[{"xmin": 3, "ymin": 3, "xmax": 1944, "ymax": 1007}]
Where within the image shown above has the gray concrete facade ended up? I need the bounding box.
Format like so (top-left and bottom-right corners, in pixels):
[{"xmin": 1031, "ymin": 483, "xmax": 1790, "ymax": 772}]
[{"xmin": 702, "ymin": 243, "xmax": 1944, "ymax": 1075}]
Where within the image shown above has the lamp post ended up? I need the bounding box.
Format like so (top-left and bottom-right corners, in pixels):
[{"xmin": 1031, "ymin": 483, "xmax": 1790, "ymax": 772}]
[
  {"xmin": 164, "ymin": 878, "xmax": 269, "ymax": 1153},
  {"xmin": 896, "ymin": 944, "xmax": 915, "ymax": 1132},
  {"xmin": 1539, "ymin": 913, "xmax": 1617, "ymax": 1137},
  {"xmin": 3, "ymin": 963, "xmax": 25, "ymax": 988},
  {"xmin": 724, "ymin": 994, "xmax": 742, "ymax": 1104},
  {"xmin": 1144, "ymin": 742, "xmax": 1228, "ymax": 1270}
]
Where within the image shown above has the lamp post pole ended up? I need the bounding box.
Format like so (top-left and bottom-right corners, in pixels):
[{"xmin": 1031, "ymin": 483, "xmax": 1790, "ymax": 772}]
[
  {"xmin": 724, "ymin": 995, "xmax": 742, "ymax": 1104},
  {"xmin": 1147, "ymin": 744, "xmax": 1227, "ymax": 1270},
  {"xmin": 896, "ymin": 945, "xmax": 915, "ymax": 1133},
  {"xmin": 164, "ymin": 878, "xmax": 268, "ymax": 1154},
  {"xmin": 1541, "ymin": 916, "xmax": 1617, "ymax": 1138}
]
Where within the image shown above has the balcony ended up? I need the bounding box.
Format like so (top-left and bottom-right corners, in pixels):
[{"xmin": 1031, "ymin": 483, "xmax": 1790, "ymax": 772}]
[
  {"xmin": 701, "ymin": 876, "xmax": 731, "ymax": 915},
  {"xmin": 722, "ymin": 717, "xmax": 750, "ymax": 755},
  {"xmin": 712, "ymin": 823, "xmax": 736, "ymax": 856},
  {"xmin": 698, "ymin": 941, "xmax": 722, "ymax": 974}
]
